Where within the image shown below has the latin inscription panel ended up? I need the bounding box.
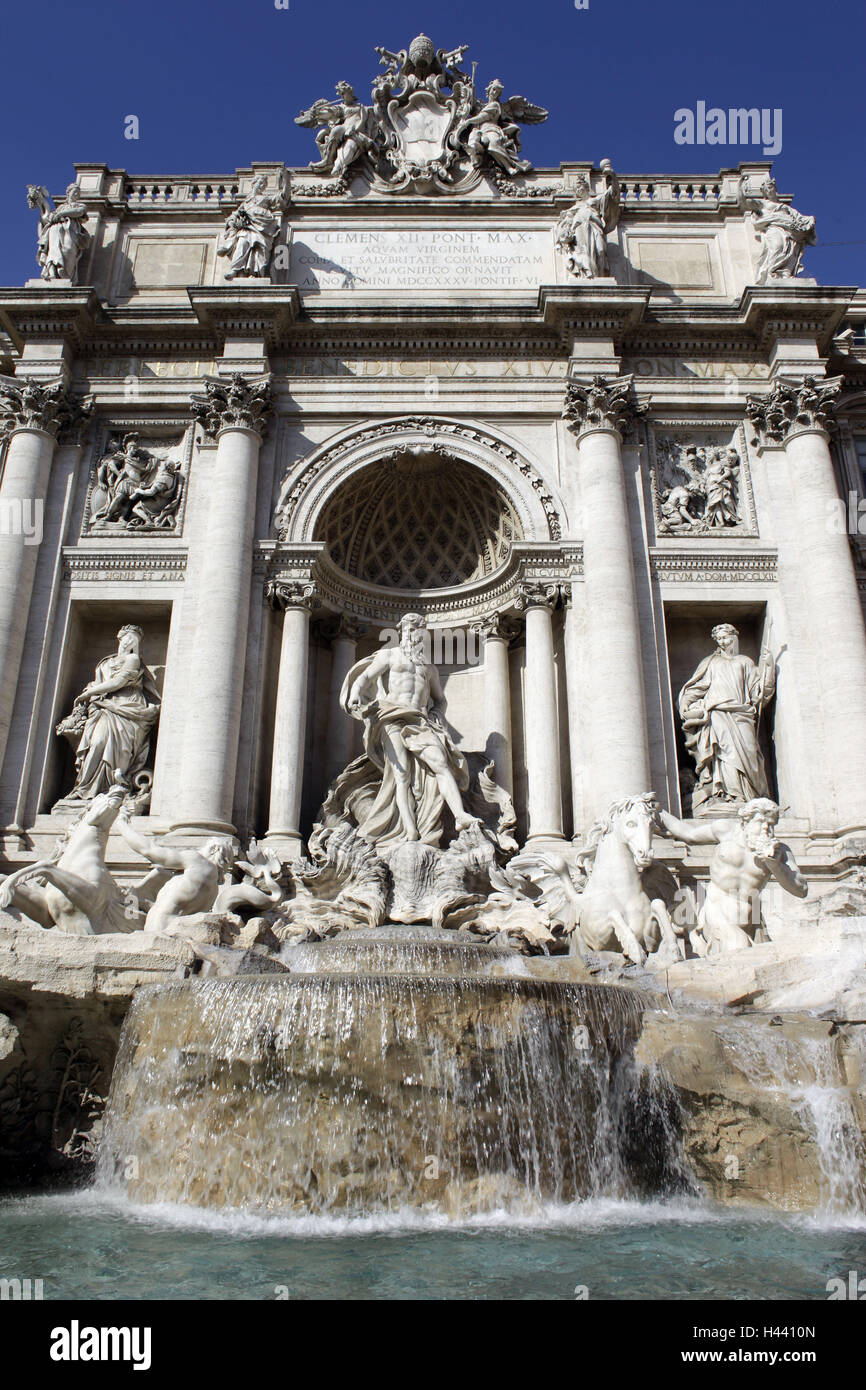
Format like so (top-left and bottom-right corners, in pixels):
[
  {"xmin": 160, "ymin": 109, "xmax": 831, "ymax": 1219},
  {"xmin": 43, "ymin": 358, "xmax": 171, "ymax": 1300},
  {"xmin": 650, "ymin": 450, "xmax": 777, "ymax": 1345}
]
[{"xmin": 290, "ymin": 228, "xmax": 554, "ymax": 290}]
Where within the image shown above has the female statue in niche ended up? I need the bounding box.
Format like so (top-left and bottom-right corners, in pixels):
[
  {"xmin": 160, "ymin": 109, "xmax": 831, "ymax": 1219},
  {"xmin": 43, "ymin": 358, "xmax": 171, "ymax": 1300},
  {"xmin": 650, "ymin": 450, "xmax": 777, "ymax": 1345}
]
[
  {"xmin": 678, "ymin": 622, "xmax": 776, "ymax": 813},
  {"xmin": 56, "ymin": 625, "xmax": 161, "ymax": 803}
]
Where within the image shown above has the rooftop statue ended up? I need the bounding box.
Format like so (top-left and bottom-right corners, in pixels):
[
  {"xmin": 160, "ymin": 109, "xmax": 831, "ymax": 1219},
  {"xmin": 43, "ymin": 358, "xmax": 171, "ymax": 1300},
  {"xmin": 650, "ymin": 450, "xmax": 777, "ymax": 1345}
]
[
  {"xmin": 26, "ymin": 183, "xmax": 89, "ymax": 283},
  {"xmin": 738, "ymin": 174, "xmax": 816, "ymax": 282},
  {"xmin": 555, "ymin": 161, "xmax": 621, "ymax": 278},
  {"xmin": 216, "ymin": 173, "xmax": 286, "ymax": 280},
  {"xmin": 295, "ymin": 33, "xmax": 547, "ymax": 193}
]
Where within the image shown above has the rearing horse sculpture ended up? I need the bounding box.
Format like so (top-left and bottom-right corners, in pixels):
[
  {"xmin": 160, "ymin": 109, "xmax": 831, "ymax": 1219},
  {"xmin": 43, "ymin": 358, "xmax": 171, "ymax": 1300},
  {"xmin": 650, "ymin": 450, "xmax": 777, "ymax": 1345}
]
[
  {"xmin": 512, "ymin": 793, "xmax": 684, "ymax": 965},
  {"xmin": 0, "ymin": 782, "xmax": 139, "ymax": 935}
]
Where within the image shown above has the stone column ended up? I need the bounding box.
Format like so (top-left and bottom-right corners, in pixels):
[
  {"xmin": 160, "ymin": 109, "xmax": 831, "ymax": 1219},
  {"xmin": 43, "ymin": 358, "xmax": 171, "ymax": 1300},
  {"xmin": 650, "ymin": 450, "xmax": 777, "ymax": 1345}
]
[
  {"xmin": 174, "ymin": 375, "xmax": 272, "ymax": 833},
  {"xmin": 748, "ymin": 377, "xmax": 866, "ymax": 826},
  {"xmin": 0, "ymin": 377, "xmax": 87, "ymax": 776},
  {"xmin": 517, "ymin": 582, "xmax": 563, "ymax": 841},
  {"xmin": 475, "ymin": 613, "xmax": 518, "ymax": 796},
  {"xmin": 323, "ymin": 614, "xmax": 367, "ymax": 791},
  {"xmin": 563, "ymin": 375, "xmax": 652, "ymax": 819},
  {"xmin": 266, "ymin": 580, "xmax": 317, "ymax": 858},
  {"xmin": 561, "ymin": 585, "xmax": 584, "ymax": 835}
]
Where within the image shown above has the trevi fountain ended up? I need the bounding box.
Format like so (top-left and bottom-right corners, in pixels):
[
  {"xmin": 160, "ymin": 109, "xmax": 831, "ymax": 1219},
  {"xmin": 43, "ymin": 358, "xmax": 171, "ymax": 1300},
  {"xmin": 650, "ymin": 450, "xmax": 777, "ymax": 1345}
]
[{"xmin": 1, "ymin": 32, "xmax": 865, "ymax": 1302}]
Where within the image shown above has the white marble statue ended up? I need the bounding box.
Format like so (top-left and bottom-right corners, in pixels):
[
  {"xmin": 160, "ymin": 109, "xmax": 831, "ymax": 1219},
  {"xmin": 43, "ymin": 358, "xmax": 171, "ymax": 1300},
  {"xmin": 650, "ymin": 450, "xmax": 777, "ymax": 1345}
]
[
  {"xmin": 216, "ymin": 175, "xmax": 284, "ymax": 279},
  {"xmin": 739, "ymin": 175, "xmax": 816, "ymax": 283},
  {"xmin": 555, "ymin": 161, "xmax": 620, "ymax": 278},
  {"xmin": 295, "ymin": 82, "xmax": 378, "ymax": 180},
  {"xmin": 455, "ymin": 80, "xmax": 546, "ymax": 176},
  {"xmin": 513, "ymin": 794, "xmax": 683, "ymax": 966},
  {"xmin": 658, "ymin": 798, "xmax": 807, "ymax": 955},
  {"xmin": 27, "ymin": 183, "xmax": 89, "ymax": 282},
  {"xmin": 55, "ymin": 625, "xmax": 161, "ymax": 805},
  {"xmin": 0, "ymin": 781, "xmax": 139, "ymax": 934},
  {"xmin": 295, "ymin": 35, "xmax": 547, "ymax": 192},
  {"xmin": 117, "ymin": 810, "xmax": 236, "ymax": 934},
  {"xmin": 678, "ymin": 623, "xmax": 776, "ymax": 812},
  {"xmin": 334, "ymin": 612, "xmax": 479, "ymax": 850}
]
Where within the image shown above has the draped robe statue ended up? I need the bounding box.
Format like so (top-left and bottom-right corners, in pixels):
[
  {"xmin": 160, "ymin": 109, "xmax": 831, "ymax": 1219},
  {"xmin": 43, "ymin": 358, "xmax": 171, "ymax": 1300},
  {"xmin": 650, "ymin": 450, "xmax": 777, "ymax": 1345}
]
[
  {"xmin": 324, "ymin": 613, "xmax": 476, "ymax": 851},
  {"xmin": 56, "ymin": 625, "xmax": 161, "ymax": 803},
  {"xmin": 217, "ymin": 175, "xmax": 282, "ymax": 279},
  {"xmin": 678, "ymin": 623, "xmax": 775, "ymax": 812}
]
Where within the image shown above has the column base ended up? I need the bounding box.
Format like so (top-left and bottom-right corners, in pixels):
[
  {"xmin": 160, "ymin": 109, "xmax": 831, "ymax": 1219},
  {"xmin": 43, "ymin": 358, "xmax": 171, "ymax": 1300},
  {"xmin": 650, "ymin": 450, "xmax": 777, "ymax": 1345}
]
[
  {"xmin": 167, "ymin": 819, "xmax": 239, "ymax": 845},
  {"xmin": 524, "ymin": 833, "xmax": 567, "ymax": 850},
  {"xmin": 264, "ymin": 829, "xmax": 306, "ymax": 860}
]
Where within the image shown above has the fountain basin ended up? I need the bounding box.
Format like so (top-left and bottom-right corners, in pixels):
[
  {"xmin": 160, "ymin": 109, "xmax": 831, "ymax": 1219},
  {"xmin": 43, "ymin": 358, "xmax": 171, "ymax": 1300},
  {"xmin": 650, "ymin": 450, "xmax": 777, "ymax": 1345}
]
[{"xmin": 98, "ymin": 966, "xmax": 667, "ymax": 1216}]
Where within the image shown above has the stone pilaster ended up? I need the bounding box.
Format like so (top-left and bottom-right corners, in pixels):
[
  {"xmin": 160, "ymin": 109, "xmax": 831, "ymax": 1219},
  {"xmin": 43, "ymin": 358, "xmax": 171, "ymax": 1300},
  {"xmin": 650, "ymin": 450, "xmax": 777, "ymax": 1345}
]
[
  {"xmin": 0, "ymin": 377, "xmax": 90, "ymax": 776},
  {"xmin": 172, "ymin": 375, "xmax": 272, "ymax": 833},
  {"xmin": 563, "ymin": 375, "xmax": 652, "ymax": 819},
  {"xmin": 266, "ymin": 580, "xmax": 317, "ymax": 858},
  {"xmin": 515, "ymin": 582, "xmax": 563, "ymax": 841},
  {"xmin": 747, "ymin": 376, "xmax": 866, "ymax": 828}
]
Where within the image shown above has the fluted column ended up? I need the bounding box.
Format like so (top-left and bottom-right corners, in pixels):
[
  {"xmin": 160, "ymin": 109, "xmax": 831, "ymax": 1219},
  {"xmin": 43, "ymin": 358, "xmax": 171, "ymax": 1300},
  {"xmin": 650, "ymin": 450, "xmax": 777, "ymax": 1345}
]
[
  {"xmin": 563, "ymin": 375, "xmax": 652, "ymax": 819},
  {"xmin": 266, "ymin": 580, "xmax": 316, "ymax": 858},
  {"xmin": 748, "ymin": 377, "xmax": 866, "ymax": 826},
  {"xmin": 323, "ymin": 614, "xmax": 367, "ymax": 790},
  {"xmin": 517, "ymin": 582, "xmax": 563, "ymax": 841},
  {"xmin": 174, "ymin": 375, "xmax": 272, "ymax": 832},
  {"xmin": 475, "ymin": 613, "xmax": 518, "ymax": 796},
  {"xmin": 0, "ymin": 377, "xmax": 88, "ymax": 775}
]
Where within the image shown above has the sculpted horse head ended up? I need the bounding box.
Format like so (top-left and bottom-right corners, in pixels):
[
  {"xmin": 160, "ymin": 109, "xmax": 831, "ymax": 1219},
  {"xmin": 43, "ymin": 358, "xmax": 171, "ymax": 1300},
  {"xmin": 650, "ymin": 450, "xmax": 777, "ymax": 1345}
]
[{"xmin": 581, "ymin": 793, "xmax": 660, "ymax": 874}]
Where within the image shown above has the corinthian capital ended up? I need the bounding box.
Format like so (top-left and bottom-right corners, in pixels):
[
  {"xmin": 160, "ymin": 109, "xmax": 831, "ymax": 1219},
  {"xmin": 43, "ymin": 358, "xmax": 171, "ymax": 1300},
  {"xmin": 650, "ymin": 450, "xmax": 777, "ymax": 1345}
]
[
  {"xmin": 745, "ymin": 376, "xmax": 841, "ymax": 446},
  {"xmin": 0, "ymin": 375, "xmax": 92, "ymax": 442},
  {"xmin": 190, "ymin": 373, "xmax": 273, "ymax": 438},
  {"xmin": 473, "ymin": 612, "xmax": 522, "ymax": 642},
  {"xmin": 562, "ymin": 374, "xmax": 646, "ymax": 438},
  {"xmin": 265, "ymin": 578, "xmax": 317, "ymax": 612},
  {"xmin": 514, "ymin": 581, "xmax": 560, "ymax": 612}
]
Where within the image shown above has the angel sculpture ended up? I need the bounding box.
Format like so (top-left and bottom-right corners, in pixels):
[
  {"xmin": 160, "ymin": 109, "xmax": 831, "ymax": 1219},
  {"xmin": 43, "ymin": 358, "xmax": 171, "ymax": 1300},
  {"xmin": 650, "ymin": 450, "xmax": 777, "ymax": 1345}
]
[
  {"xmin": 510, "ymin": 794, "xmax": 685, "ymax": 966},
  {"xmin": 295, "ymin": 81, "xmax": 378, "ymax": 180},
  {"xmin": 455, "ymin": 79, "xmax": 548, "ymax": 175},
  {"xmin": 555, "ymin": 161, "xmax": 621, "ymax": 279}
]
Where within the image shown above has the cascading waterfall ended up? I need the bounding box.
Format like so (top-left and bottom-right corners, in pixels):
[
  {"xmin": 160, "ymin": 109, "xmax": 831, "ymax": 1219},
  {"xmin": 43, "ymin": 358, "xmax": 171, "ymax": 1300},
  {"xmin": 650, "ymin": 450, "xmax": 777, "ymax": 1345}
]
[
  {"xmin": 96, "ymin": 933, "xmax": 688, "ymax": 1217},
  {"xmin": 713, "ymin": 1022, "xmax": 866, "ymax": 1218}
]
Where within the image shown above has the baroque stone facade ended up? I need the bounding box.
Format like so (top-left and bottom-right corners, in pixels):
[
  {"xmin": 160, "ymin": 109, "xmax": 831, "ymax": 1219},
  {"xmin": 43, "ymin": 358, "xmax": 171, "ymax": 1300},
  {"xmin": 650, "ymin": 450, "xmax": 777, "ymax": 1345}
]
[{"xmin": 2, "ymin": 33, "xmax": 866, "ymax": 964}]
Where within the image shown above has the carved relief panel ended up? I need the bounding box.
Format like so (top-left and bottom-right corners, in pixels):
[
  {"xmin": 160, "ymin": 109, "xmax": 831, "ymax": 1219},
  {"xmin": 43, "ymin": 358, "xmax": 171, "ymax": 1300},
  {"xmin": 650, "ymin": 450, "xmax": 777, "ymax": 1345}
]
[
  {"xmin": 81, "ymin": 423, "xmax": 193, "ymax": 538},
  {"xmin": 648, "ymin": 422, "xmax": 756, "ymax": 538}
]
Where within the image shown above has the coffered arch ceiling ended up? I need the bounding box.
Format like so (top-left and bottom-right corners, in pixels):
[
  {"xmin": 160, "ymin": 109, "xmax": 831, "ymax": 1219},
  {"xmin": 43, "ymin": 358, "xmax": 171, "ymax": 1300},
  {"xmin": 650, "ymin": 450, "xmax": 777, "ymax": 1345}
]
[{"xmin": 314, "ymin": 450, "xmax": 523, "ymax": 590}]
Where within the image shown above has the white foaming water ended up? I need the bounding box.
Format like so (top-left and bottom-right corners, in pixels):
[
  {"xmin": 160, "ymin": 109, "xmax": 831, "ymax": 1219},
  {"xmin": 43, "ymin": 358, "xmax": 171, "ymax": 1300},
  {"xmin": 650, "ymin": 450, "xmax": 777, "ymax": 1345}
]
[
  {"xmin": 95, "ymin": 965, "xmax": 688, "ymax": 1218},
  {"xmin": 715, "ymin": 1022, "xmax": 866, "ymax": 1219}
]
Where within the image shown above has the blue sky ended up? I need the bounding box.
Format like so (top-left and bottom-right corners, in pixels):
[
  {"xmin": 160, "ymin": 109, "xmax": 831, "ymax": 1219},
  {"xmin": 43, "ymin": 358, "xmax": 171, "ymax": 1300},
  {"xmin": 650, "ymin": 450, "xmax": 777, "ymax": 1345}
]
[{"xmin": 1, "ymin": 0, "xmax": 863, "ymax": 286}]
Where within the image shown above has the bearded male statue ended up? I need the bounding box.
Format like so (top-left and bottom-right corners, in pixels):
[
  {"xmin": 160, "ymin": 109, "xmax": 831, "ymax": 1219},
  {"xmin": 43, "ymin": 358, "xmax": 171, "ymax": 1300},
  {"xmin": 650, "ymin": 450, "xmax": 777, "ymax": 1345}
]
[{"xmin": 325, "ymin": 613, "xmax": 479, "ymax": 851}]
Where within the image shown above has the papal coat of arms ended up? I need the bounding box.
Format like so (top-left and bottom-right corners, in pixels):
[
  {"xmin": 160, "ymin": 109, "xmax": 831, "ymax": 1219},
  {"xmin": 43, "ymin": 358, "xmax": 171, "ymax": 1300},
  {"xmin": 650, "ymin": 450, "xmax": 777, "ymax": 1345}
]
[{"xmin": 295, "ymin": 33, "xmax": 548, "ymax": 194}]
